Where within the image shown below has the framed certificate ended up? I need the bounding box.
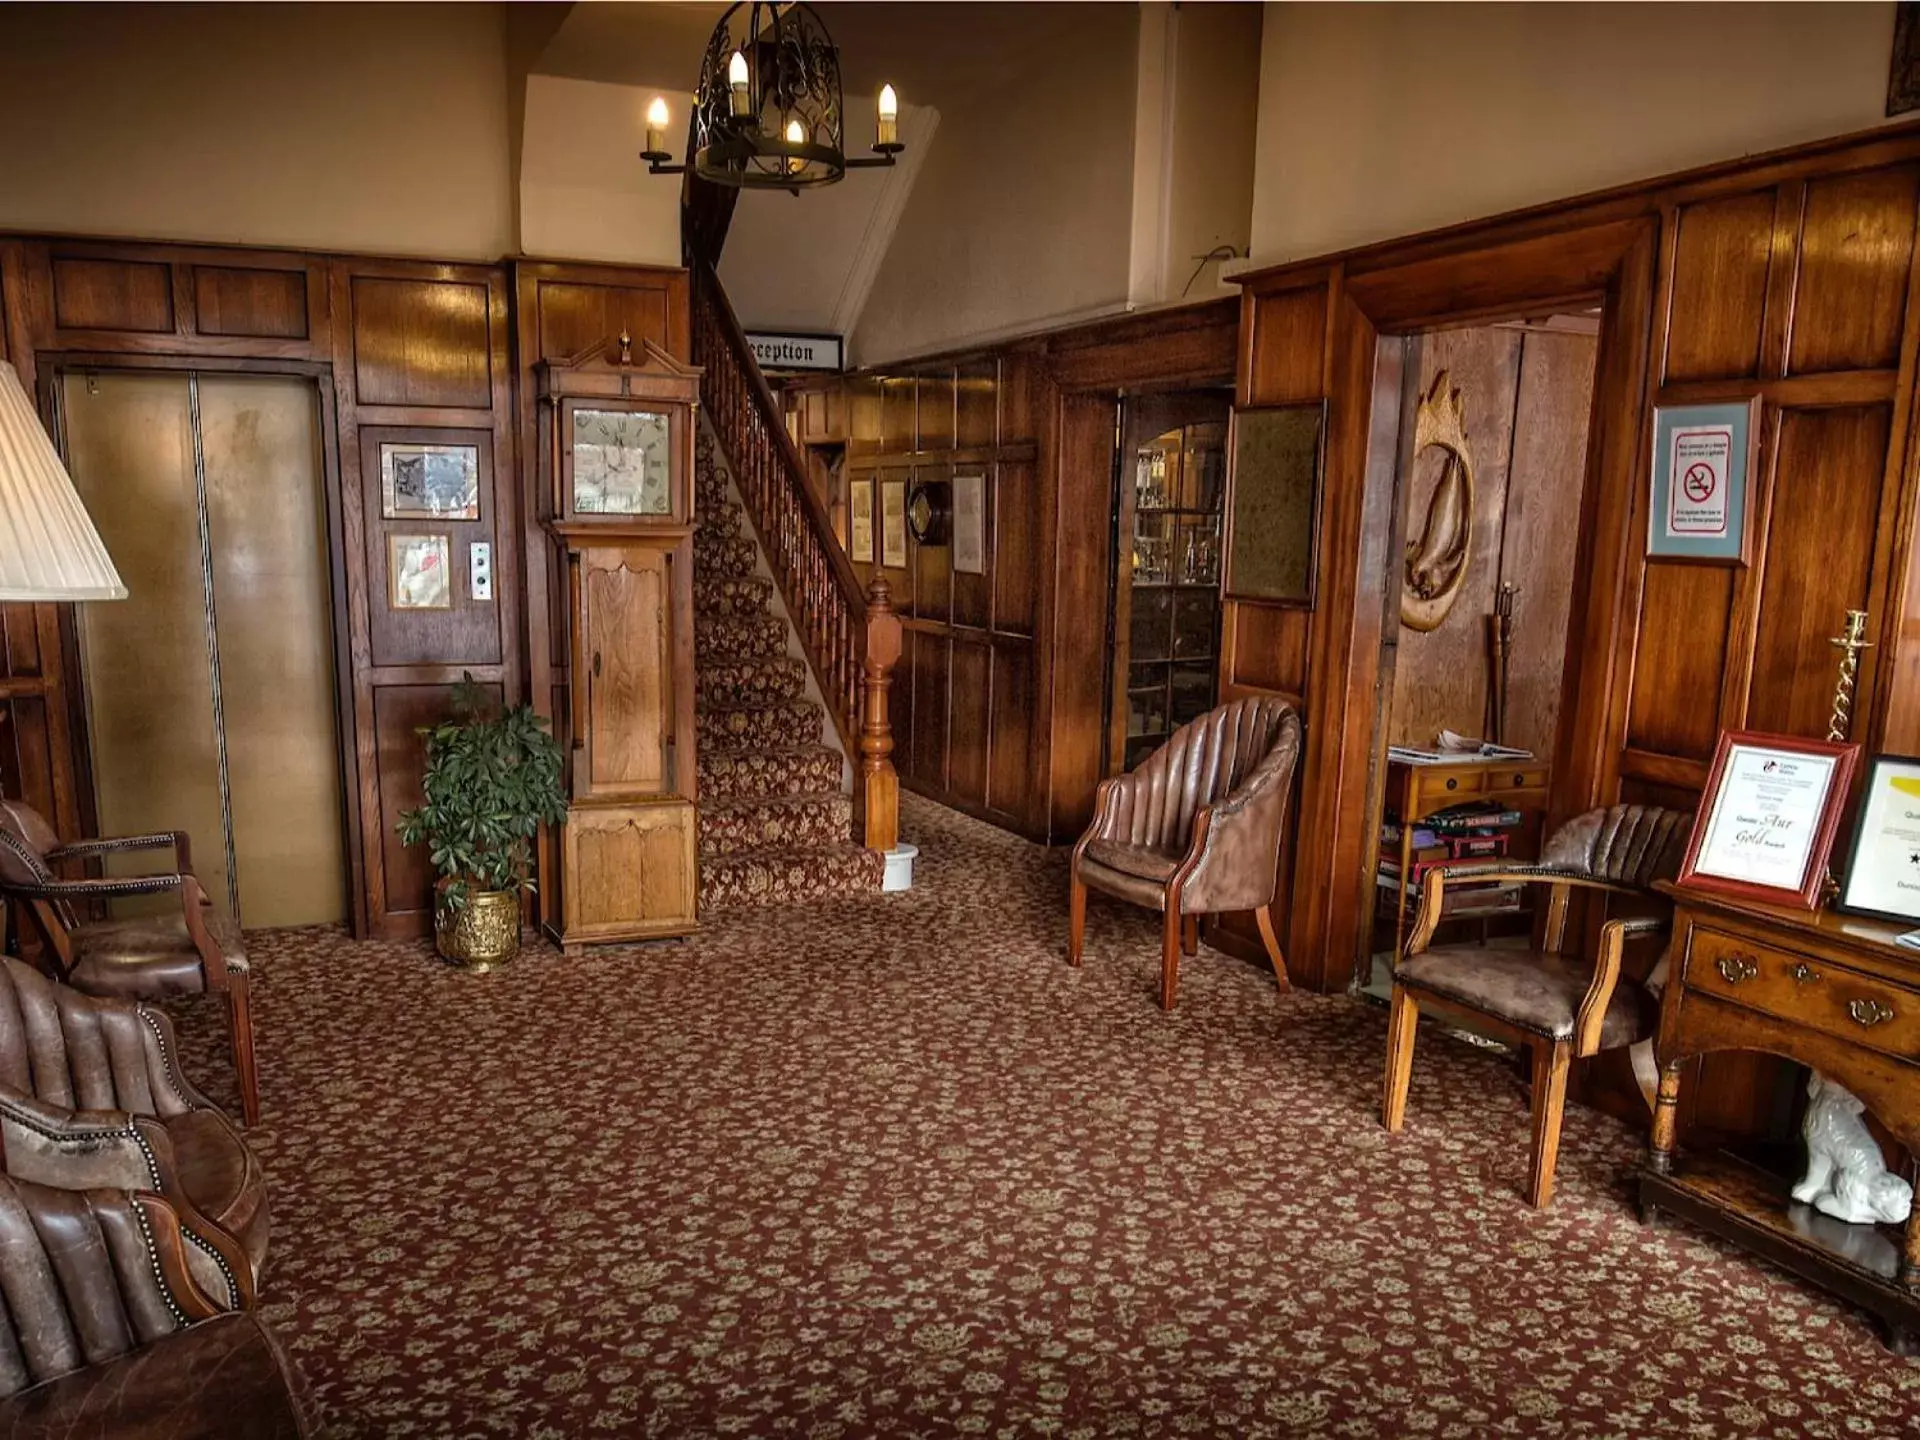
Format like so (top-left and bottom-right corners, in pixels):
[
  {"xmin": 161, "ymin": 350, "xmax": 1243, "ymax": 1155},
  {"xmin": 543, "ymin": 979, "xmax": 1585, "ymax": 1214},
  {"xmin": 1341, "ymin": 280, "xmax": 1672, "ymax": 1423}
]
[
  {"xmin": 1678, "ymin": 730, "xmax": 1859, "ymax": 910},
  {"xmin": 1838, "ymin": 753, "xmax": 1920, "ymax": 922},
  {"xmin": 849, "ymin": 477, "xmax": 875, "ymax": 564},
  {"xmin": 881, "ymin": 477, "xmax": 908, "ymax": 569}
]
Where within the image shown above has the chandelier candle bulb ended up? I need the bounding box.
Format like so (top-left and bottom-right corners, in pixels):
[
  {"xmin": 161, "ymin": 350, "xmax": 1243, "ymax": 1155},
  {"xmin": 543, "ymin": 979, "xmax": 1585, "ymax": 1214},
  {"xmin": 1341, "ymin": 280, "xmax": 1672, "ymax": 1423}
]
[
  {"xmin": 728, "ymin": 50, "xmax": 752, "ymax": 117},
  {"xmin": 645, "ymin": 97, "xmax": 669, "ymax": 158},
  {"xmin": 876, "ymin": 83, "xmax": 899, "ymax": 149},
  {"xmin": 785, "ymin": 117, "xmax": 806, "ymax": 174}
]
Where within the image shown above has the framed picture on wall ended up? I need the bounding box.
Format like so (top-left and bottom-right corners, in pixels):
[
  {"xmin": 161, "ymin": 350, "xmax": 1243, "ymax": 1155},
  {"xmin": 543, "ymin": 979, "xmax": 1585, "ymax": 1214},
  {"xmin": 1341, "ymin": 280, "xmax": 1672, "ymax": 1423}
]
[
  {"xmin": 1223, "ymin": 402, "xmax": 1324, "ymax": 606},
  {"xmin": 881, "ymin": 477, "xmax": 908, "ymax": 568},
  {"xmin": 953, "ymin": 472, "xmax": 987, "ymax": 575},
  {"xmin": 388, "ymin": 533, "xmax": 453, "ymax": 610},
  {"xmin": 1647, "ymin": 398, "xmax": 1758, "ymax": 563},
  {"xmin": 849, "ymin": 477, "xmax": 875, "ymax": 563},
  {"xmin": 380, "ymin": 442, "xmax": 480, "ymax": 520},
  {"xmin": 1838, "ymin": 753, "xmax": 1920, "ymax": 922},
  {"xmin": 1677, "ymin": 729, "xmax": 1859, "ymax": 910}
]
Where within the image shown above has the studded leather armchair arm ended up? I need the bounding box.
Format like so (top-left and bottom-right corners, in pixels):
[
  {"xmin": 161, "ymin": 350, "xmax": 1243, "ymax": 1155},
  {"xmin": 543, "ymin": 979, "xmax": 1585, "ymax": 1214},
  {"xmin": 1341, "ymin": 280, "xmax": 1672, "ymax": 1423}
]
[{"xmin": 48, "ymin": 828, "xmax": 194, "ymax": 877}]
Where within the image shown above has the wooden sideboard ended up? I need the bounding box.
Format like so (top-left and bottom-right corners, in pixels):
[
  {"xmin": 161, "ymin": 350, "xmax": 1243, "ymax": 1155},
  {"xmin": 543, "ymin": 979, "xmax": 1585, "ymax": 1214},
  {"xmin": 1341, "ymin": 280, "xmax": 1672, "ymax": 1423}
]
[{"xmin": 1641, "ymin": 883, "xmax": 1920, "ymax": 1351}]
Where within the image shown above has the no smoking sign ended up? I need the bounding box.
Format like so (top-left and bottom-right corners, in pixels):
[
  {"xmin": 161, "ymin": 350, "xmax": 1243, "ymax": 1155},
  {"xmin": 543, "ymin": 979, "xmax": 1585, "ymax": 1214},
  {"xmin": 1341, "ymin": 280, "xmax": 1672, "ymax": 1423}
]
[{"xmin": 1666, "ymin": 424, "xmax": 1733, "ymax": 537}]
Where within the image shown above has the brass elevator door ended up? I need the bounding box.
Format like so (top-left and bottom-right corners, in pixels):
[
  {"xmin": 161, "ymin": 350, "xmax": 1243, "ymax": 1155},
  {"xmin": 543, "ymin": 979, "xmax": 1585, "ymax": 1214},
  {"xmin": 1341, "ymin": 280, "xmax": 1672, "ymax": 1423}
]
[{"xmin": 63, "ymin": 371, "xmax": 346, "ymax": 929}]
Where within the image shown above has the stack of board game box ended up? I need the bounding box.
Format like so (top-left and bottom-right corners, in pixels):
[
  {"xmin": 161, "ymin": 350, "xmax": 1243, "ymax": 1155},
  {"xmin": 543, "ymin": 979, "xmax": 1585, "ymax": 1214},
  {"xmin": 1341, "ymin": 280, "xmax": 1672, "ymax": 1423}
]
[{"xmin": 1377, "ymin": 801, "xmax": 1527, "ymax": 919}]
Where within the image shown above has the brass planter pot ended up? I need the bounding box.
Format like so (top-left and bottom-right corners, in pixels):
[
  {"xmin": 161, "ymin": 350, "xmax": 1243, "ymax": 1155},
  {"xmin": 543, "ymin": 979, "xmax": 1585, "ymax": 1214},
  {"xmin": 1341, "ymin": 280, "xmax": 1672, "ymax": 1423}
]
[{"xmin": 434, "ymin": 884, "xmax": 521, "ymax": 971}]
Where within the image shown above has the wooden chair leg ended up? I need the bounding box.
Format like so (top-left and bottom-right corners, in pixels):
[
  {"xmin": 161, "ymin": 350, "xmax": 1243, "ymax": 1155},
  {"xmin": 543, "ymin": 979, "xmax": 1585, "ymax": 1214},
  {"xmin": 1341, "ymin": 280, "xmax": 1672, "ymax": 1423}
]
[
  {"xmin": 1160, "ymin": 905, "xmax": 1182, "ymax": 1011},
  {"xmin": 1382, "ymin": 984, "xmax": 1418, "ymax": 1133},
  {"xmin": 1526, "ymin": 1039, "xmax": 1572, "ymax": 1209},
  {"xmin": 227, "ymin": 969, "xmax": 260, "ymax": 1129},
  {"xmin": 1068, "ymin": 872, "xmax": 1087, "ymax": 967},
  {"xmin": 1254, "ymin": 904, "xmax": 1291, "ymax": 992},
  {"xmin": 1181, "ymin": 913, "xmax": 1198, "ymax": 957}
]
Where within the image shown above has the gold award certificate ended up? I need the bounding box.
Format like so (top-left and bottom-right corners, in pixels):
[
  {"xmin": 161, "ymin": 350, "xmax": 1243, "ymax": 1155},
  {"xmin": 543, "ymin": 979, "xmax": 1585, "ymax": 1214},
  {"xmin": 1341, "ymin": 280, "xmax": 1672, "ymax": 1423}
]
[{"xmin": 1694, "ymin": 744, "xmax": 1837, "ymax": 889}]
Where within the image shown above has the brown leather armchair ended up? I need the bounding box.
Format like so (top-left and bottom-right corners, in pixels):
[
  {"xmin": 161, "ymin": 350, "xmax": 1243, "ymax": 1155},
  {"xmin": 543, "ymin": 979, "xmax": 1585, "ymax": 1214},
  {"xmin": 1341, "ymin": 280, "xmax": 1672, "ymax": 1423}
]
[
  {"xmin": 0, "ymin": 799, "xmax": 258, "ymax": 1126},
  {"xmin": 1069, "ymin": 697, "xmax": 1303, "ymax": 1009},
  {"xmin": 1383, "ymin": 803, "xmax": 1691, "ymax": 1208},
  {"xmin": 0, "ymin": 956, "xmax": 267, "ymax": 1303},
  {"xmin": 0, "ymin": 1174, "xmax": 306, "ymax": 1437}
]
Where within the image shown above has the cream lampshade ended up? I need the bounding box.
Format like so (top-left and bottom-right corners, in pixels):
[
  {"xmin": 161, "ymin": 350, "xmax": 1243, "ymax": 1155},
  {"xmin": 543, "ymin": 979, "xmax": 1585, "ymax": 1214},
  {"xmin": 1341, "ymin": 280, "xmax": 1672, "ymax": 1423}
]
[{"xmin": 0, "ymin": 361, "xmax": 125, "ymax": 601}]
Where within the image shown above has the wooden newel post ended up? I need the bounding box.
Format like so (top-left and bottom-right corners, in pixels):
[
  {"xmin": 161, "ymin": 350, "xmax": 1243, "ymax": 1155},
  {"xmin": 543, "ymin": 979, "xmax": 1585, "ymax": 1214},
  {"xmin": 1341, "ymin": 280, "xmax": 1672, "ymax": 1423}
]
[{"xmin": 860, "ymin": 576, "xmax": 902, "ymax": 853}]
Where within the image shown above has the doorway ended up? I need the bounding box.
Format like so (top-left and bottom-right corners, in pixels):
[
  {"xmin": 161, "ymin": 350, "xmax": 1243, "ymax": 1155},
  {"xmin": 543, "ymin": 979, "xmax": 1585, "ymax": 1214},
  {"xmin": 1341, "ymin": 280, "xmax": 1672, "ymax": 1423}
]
[
  {"xmin": 58, "ymin": 368, "xmax": 348, "ymax": 929},
  {"xmin": 1364, "ymin": 313, "xmax": 1603, "ymax": 993},
  {"xmin": 1105, "ymin": 387, "xmax": 1234, "ymax": 775}
]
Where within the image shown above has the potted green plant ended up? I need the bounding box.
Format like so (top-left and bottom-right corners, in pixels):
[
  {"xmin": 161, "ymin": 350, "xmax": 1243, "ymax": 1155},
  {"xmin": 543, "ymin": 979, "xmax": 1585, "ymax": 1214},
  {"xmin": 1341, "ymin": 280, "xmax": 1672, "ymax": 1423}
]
[{"xmin": 396, "ymin": 678, "xmax": 567, "ymax": 970}]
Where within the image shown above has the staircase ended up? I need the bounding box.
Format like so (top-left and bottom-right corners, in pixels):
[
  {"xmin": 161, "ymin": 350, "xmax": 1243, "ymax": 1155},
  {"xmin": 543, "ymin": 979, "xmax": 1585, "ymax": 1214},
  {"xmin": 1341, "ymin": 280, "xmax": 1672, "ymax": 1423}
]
[{"xmin": 694, "ymin": 428, "xmax": 886, "ymax": 910}]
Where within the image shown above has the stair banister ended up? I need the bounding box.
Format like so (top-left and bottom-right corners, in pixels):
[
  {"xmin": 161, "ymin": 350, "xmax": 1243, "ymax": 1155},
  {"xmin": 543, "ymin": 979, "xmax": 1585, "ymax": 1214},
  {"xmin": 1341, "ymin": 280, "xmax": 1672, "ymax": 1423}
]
[{"xmin": 691, "ymin": 260, "xmax": 900, "ymax": 854}]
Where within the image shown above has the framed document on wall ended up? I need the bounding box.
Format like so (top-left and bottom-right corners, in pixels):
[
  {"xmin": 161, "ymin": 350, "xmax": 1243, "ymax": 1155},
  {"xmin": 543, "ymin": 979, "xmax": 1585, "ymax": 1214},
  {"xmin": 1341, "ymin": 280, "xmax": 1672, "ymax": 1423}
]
[
  {"xmin": 1678, "ymin": 730, "xmax": 1859, "ymax": 910},
  {"xmin": 1839, "ymin": 754, "xmax": 1920, "ymax": 921},
  {"xmin": 1647, "ymin": 398, "xmax": 1757, "ymax": 563},
  {"xmin": 1224, "ymin": 402, "xmax": 1324, "ymax": 606},
  {"xmin": 952, "ymin": 472, "xmax": 986, "ymax": 575},
  {"xmin": 849, "ymin": 477, "xmax": 875, "ymax": 563},
  {"xmin": 881, "ymin": 478, "xmax": 908, "ymax": 569}
]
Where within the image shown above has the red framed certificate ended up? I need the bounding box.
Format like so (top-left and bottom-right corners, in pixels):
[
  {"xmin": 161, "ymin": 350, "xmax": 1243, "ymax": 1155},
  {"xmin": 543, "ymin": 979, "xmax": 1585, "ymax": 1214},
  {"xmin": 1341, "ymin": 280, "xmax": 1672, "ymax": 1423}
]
[{"xmin": 1677, "ymin": 730, "xmax": 1859, "ymax": 910}]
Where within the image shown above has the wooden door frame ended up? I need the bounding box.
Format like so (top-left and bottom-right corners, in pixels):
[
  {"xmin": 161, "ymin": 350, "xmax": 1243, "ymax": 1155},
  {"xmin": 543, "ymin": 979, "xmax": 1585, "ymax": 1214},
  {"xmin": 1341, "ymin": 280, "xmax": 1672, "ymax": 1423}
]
[
  {"xmin": 1288, "ymin": 218, "xmax": 1661, "ymax": 992},
  {"xmin": 37, "ymin": 351, "xmax": 366, "ymax": 937}
]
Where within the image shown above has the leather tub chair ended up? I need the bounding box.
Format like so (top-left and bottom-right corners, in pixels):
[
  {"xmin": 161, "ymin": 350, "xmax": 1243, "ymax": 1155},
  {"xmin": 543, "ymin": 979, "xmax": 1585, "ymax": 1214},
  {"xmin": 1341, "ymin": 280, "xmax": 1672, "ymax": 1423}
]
[
  {"xmin": 0, "ymin": 1174, "xmax": 307, "ymax": 1438},
  {"xmin": 1069, "ymin": 697, "xmax": 1304, "ymax": 1009},
  {"xmin": 1383, "ymin": 804, "xmax": 1691, "ymax": 1208},
  {"xmin": 0, "ymin": 799, "xmax": 258, "ymax": 1126},
  {"xmin": 0, "ymin": 956, "xmax": 266, "ymax": 1304}
]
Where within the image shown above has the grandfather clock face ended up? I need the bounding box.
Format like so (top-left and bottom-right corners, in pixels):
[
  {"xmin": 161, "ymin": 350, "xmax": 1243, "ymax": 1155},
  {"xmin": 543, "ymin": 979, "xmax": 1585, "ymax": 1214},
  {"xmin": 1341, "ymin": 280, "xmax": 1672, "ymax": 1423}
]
[{"xmin": 571, "ymin": 408, "xmax": 671, "ymax": 515}]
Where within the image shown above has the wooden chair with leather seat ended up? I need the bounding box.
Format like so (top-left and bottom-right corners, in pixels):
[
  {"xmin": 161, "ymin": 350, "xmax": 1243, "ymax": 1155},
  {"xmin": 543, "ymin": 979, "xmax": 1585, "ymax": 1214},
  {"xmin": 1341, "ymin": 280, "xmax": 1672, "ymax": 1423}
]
[
  {"xmin": 1382, "ymin": 803, "xmax": 1691, "ymax": 1208},
  {"xmin": 1069, "ymin": 696, "xmax": 1303, "ymax": 1009},
  {"xmin": 0, "ymin": 1173, "xmax": 306, "ymax": 1438},
  {"xmin": 0, "ymin": 955, "xmax": 267, "ymax": 1303},
  {"xmin": 0, "ymin": 799, "xmax": 258, "ymax": 1126}
]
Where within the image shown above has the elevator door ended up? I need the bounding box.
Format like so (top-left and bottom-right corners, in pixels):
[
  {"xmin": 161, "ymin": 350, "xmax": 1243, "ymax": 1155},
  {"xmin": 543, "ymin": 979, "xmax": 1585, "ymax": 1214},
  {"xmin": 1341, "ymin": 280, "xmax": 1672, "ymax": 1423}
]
[{"xmin": 63, "ymin": 371, "xmax": 346, "ymax": 929}]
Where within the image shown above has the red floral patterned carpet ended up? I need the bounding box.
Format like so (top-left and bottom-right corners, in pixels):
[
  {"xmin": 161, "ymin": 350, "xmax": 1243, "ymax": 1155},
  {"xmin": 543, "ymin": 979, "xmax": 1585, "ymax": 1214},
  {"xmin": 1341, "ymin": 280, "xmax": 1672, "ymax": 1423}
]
[{"xmin": 168, "ymin": 796, "xmax": 1919, "ymax": 1437}]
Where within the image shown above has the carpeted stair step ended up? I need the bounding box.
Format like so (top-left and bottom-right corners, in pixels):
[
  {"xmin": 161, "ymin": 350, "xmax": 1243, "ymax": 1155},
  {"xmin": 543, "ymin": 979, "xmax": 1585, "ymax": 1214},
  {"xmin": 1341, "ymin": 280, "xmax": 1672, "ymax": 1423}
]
[
  {"xmin": 693, "ymin": 574, "xmax": 776, "ymax": 618},
  {"xmin": 697, "ymin": 699, "xmax": 823, "ymax": 751},
  {"xmin": 699, "ymin": 744, "xmax": 843, "ymax": 801},
  {"xmin": 694, "ymin": 533, "xmax": 759, "ymax": 582},
  {"xmin": 696, "ymin": 612, "xmax": 789, "ymax": 665},
  {"xmin": 696, "ymin": 502, "xmax": 744, "ymax": 541},
  {"xmin": 700, "ymin": 842, "xmax": 886, "ymax": 911},
  {"xmin": 698, "ymin": 655, "xmax": 807, "ymax": 709},
  {"xmin": 700, "ymin": 791, "xmax": 855, "ymax": 858}
]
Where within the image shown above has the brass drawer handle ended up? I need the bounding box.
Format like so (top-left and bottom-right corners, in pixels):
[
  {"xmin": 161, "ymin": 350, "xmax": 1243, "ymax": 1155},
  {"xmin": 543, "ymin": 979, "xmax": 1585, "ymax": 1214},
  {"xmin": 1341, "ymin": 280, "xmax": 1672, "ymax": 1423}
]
[
  {"xmin": 1444, "ymin": 778, "xmax": 1458, "ymax": 791},
  {"xmin": 1513, "ymin": 773, "xmax": 1528, "ymax": 787},
  {"xmin": 1847, "ymin": 997, "xmax": 1895, "ymax": 1028},
  {"xmin": 1790, "ymin": 963, "xmax": 1820, "ymax": 985},
  {"xmin": 1716, "ymin": 954, "xmax": 1759, "ymax": 985}
]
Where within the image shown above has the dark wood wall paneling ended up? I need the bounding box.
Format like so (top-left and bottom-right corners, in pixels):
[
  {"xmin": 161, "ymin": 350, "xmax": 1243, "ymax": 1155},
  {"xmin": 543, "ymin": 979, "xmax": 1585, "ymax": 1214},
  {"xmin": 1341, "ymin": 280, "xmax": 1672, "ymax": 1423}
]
[
  {"xmin": 824, "ymin": 298, "xmax": 1239, "ymax": 845},
  {"xmin": 1235, "ymin": 126, "xmax": 1920, "ymax": 1145},
  {"xmin": 511, "ymin": 261, "xmax": 690, "ymax": 932},
  {"xmin": 0, "ymin": 237, "xmax": 692, "ymax": 940}
]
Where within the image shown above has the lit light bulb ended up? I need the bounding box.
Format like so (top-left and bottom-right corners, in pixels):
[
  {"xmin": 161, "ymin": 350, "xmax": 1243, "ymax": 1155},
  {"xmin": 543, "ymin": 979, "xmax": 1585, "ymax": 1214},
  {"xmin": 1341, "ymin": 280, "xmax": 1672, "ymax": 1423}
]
[
  {"xmin": 876, "ymin": 83, "xmax": 899, "ymax": 149},
  {"xmin": 785, "ymin": 116, "xmax": 806, "ymax": 175},
  {"xmin": 728, "ymin": 49, "xmax": 751, "ymax": 117},
  {"xmin": 645, "ymin": 96, "xmax": 670, "ymax": 156}
]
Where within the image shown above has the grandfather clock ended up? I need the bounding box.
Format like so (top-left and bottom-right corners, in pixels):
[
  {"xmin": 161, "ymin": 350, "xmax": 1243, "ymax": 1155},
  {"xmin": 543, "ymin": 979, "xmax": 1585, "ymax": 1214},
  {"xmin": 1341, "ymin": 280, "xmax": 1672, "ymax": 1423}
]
[{"xmin": 536, "ymin": 334, "xmax": 702, "ymax": 946}]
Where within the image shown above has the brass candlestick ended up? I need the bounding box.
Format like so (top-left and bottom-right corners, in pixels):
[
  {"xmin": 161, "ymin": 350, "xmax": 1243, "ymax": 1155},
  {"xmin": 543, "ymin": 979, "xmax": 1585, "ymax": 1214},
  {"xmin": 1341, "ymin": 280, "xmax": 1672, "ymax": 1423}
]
[{"xmin": 1827, "ymin": 609, "xmax": 1872, "ymax": 743}]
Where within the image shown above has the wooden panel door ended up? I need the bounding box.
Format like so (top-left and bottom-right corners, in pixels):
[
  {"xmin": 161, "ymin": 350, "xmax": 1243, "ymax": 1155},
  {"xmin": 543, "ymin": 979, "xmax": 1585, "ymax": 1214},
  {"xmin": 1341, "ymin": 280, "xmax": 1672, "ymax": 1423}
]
[{"xmin": 577, "ymin": 543, "xmax": 675, "ymax": 800}]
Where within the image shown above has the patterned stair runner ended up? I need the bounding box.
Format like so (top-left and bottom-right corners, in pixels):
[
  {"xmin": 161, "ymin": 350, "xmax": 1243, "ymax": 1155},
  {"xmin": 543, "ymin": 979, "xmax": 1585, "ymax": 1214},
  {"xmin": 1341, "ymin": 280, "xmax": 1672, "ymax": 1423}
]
[{"xmin": 695, "ymin": 431, "xmax": 885, "ymax": 911}]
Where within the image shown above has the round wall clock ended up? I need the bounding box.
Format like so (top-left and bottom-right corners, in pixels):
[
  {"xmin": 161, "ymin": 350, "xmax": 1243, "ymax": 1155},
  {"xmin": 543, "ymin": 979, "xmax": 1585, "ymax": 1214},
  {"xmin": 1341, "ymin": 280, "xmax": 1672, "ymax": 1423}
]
[{"xmin": 907, "ymin": 480, "xmax": 952, "ymax": 545}]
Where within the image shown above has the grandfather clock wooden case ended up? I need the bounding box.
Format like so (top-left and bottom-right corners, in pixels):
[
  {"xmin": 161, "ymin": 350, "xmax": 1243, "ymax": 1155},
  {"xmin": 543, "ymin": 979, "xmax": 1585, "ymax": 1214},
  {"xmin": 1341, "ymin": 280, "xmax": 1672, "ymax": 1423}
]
[{"xmin": 536, "ymin": 337, "xmax": 702, "ymax": 947}]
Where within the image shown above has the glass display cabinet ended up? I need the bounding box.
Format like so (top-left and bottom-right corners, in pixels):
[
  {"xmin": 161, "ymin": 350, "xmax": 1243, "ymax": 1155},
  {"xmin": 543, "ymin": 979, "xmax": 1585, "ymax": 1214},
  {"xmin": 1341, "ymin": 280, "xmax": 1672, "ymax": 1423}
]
[{"xmin": 1108, "ymin": 401, "xmax": 1229, "ymax": 774}]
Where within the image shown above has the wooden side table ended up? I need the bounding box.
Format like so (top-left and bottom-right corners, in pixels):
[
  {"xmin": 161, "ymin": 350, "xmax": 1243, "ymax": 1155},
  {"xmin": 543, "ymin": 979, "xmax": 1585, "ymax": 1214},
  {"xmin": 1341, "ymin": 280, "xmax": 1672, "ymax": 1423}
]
[
  {"xmin": 1381, "ymin": 755, "xmax": 1551, "ymax": 958},
  {"xmin": 1641, "ymin": 882, "xmax": 1920, "ymax": 1352}
]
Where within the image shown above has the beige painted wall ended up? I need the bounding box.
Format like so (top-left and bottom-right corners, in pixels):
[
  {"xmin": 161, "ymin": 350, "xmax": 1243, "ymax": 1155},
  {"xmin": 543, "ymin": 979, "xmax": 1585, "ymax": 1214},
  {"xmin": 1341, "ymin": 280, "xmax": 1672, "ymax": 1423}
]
[
  {"xmin": 851, "ymin": 5, "xmax": 1141, "ymax": 365},
  {"xmin": 1250, "ymin": 1, "xmax": 1901, "ymax": 266},
  {"xmin": 0, "ymin": 2, "xmax": 514, "ymax": 260},
  {"xmin": 1164, "ymin": 2, "xmax": 1262, "ymax": 299},
  {"xmin": 519, "ymin": 75, "xmax": 686, "ymax": 268}
]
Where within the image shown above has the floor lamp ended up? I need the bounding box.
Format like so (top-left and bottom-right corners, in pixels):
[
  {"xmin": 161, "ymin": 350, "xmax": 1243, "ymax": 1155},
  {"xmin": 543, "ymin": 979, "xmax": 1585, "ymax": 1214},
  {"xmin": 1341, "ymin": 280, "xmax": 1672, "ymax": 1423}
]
[{"xmin": 0, "ymin": 357, "xmax": 125, "ymax": 832}]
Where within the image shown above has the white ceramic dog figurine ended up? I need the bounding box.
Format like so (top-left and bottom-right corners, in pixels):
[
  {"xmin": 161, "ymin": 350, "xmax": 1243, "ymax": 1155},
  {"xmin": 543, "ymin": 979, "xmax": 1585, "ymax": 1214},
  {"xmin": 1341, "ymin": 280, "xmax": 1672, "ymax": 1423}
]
[{"xmin": 1793, "ymin": 1073, "xmax": 1913, "ymax": 1225}]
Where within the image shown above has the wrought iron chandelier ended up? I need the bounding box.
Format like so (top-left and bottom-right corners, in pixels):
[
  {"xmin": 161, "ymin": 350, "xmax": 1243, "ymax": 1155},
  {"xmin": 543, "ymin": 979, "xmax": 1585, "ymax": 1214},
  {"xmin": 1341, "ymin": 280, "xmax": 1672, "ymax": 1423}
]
[{"xmin": 642, "ymin": 2, "xmax": 903, "ymax": 192}]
